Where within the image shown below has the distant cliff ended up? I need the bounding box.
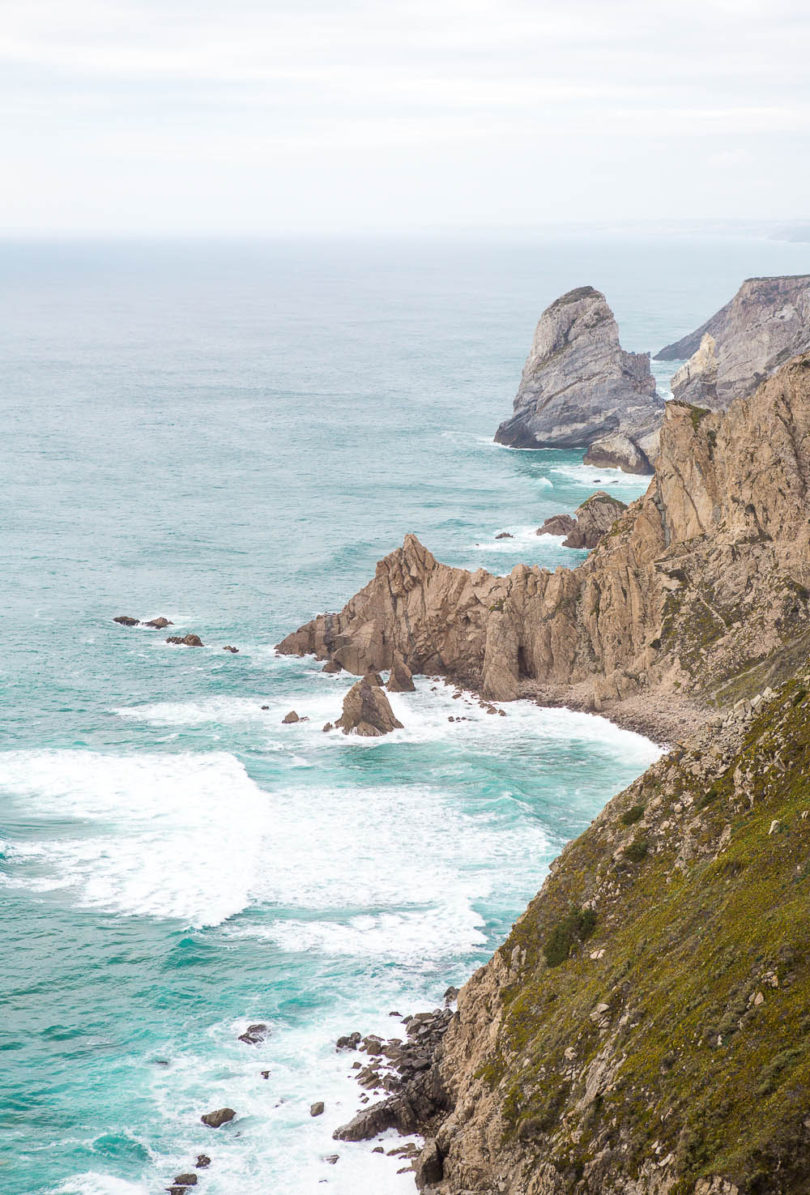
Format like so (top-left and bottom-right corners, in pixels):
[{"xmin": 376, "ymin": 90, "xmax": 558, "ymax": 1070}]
[
  {"xmin": 494, "ymin": 287, "xmax": 663, "ymax": 475},
  {"xmin": 656, "ymin": 275, "xmax": 810, "ymax": 408}
]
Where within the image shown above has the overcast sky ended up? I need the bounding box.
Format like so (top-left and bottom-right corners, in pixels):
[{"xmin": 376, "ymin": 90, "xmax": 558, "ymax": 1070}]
[{"xmin": 2, "ymin": 0, "xmax": 809, "ymax": 234}]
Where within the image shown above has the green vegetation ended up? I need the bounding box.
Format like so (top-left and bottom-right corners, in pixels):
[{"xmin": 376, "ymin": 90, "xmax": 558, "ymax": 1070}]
[{"xmin": 481, "ymin": 676, "xmax": 810, "ymax": 1191}]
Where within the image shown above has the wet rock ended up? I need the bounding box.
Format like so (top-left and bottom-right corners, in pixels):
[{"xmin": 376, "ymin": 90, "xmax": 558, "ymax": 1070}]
[
  {"xmin": 166, "ymin": 634, "xmax": 204, "ymax": 647},
  {"xmin": 387, "ymin": 650, "xmax": 415, "ymax": 693},
  {"xmin": 282, "ymin": 710, "xmax": 300, "ymax": 724},
  {"xmin": 536, "ymin": 513, "xmax": 577, "ymax": 538},
  {"xmin": 173, "ymin": 1175, "xmax": 197, "ymax": 1188},
  {"xmin": 223, "ymin": 645, "xmax": 239, "ymax": 653},
  {"xmin": 310, "ymin": 1101, "xmax": 325, "ymax": 1117},
  {"xmin": 194, "ymin": 1155, "xmax": 211, "ymax": 1168},
  {"xmin": 237, "ymin": 1022, "xmax": 268, "ymax": 1045},
  {"xmin": 323, "ymin": 1154, "xmax": 339, "ymax": 1165},
  {"xmin": 322, "ymin": 659, "xmax": 343, "ymax": 673},
  {"xmin": 443, "ymin": 986, "xmax": 459, "ymax": 1005},
  {"xmin": 144, "ymin": 616, "xmax": 172, "ymax": 629},
  {"xmin": 495, "ymin": 531, "xmax": 513, "ymax": 539},
  {"xmin": 113, "ymin": 615, "xmax": 139, "ymax": 626},
  {"xmin": 260, "ymin": 705, "xmax": 269, "ymax": 710},
  {"xmin": 260, "ymin": 1070, "xmax": 270, "ymax": 1079},
  {"xmin": 201, "ymin": 1107, "xmax": 235, "ymax": 1128},
  {"xmin": 336, "ymin": 1032, "xmax": 361, "ymax": 1051},
  {"xmin": 336, "ymin": 677, "xmax": 403, "ymax": 737},
  {"xmin": 322, "ymin": 722, "xmax": 334, "ymax": 732}
]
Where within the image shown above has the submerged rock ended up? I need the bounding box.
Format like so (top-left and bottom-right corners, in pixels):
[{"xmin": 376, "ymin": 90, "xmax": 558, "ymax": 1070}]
[
  {"xmin": 336, "ymin": 677, "xmax": 403, "ymax": 737},
  {"xmin": 237, "ymin": 1022, "xmax": 268, "ymax": 1045},
  {"xmin": 495, "ymin": 286, "xmax": 661, "ymax": 474},
  {"xmin": 194, "ymin": 1155, "xmax": 211, "ymax": 1169},
  {"xmin": 113, "ymin": 615, "xmax": 139, "ymax": 626},
  {"xmin": 495, "ymin": 531, "xmax": 513, "ymax": 539},
  {"xmin": 200, "ymin": 1108, "xmax": 235, "ymax": 1129},
  {"xmin": 144, "ymin": 616, "xmax": 172, "ymax": 629},
  {"xmin": 222, "ymin": 645, "xmax": 239, "ymax": 653},
  {"xmin": 166, "ymin": 634, "xmax": 203, "ymax": 647}
]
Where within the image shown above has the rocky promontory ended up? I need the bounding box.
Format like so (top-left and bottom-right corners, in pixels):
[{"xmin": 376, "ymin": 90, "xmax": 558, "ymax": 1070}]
[
  {"xmin": 656, "ymin": 274, "xmax": 810, "ymax": 408},
  {"xmin": 494, "ymin": 287, "xmax": 663, "ymax": 474},
  {"xmin": 537, "ymin": 491, "xmax": 627, "ymax": 550}
]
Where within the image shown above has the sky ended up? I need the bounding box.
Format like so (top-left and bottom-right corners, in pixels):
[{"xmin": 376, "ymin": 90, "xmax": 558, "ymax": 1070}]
[{"xmin": 2, "ymin": 0, "xmax": 809, "ymax": 234}]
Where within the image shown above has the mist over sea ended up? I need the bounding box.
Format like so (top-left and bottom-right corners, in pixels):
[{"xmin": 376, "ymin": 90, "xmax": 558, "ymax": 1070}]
[{"xmin": 2, "ymin": 233, "xmax": 808, "ymax": 1195}]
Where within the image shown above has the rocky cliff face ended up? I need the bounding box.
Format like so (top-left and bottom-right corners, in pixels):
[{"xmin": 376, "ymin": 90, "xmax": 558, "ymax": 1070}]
[
  {"xmin": 279, "ymin": 356, "xmax": 810, "ymax": 724},
  {"xmin": 656, "ymin": 275, "xmax": 810, "ymax": 408},
  {"xmin": 494, "ymin": 287, "xmax": 663, "ymax": 474}
]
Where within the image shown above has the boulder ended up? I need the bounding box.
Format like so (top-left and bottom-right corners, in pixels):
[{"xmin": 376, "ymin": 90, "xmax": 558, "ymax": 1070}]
[
  {"xmin": 310, "ymin": 1101, "xmax": 325, "ymax": 1117},
  {"xmin": 166, "ymin": 634, "xmax": 203, "ymax": 647},
  {"xmin": 495, "ymin": 531, "xmax": 513, "ymax": 539},
  {"xmin": 322, "ymin": 722, "xmax": 334, "ymax": 732},
  {"xmin": 172, "ymin": 1176, "xmax": 197, "ymax": 1188},
  {"xmin": 495, "ymin": 286, "xmax": 661, "ymax": 474},
  {"xmin": 584, "ymin": 430, "xmax": 657, "ymax": 474},
  {"xmin": 282, "ymin": 711, "xmax": 300, "ymax": 724},
  {"xmin": 336, "ymin": 678, "xmax": 403, "ymax": 737},
  {"xmin": 223, "ymin": 645, "xmax": 239, "ymax": 653},
  {"xmin": 237, "ymin": 1022, "xmax": 268, "ymax": 1045},
  {"xmin": 113, "ymin": 615, "xmax": 139, "ymax": 626},
  {"xmin": 563, "ymin": 492, "xmax": 628, "ymax": 549},
  {"xmin": 387, "ymin": 651, "xmax": 415, "ymax": 693},
  {"xmin": 200, "ymin": 1108, "xmax": 235, "ymax": 1128},
  {"xmin": 144, "ymin": 617, "xmax": 172, "ymax": 629},
  {"xmin": 194, "ymin": 1156, "xmax": 211, "ymax": 1169}
]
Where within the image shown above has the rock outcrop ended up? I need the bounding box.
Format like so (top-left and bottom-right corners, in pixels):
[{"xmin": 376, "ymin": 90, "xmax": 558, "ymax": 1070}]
[
  {"xmin": 494, "ymin": 287, "xmax": 662, "ymax": 474},
  {"xmin": 538, "ymin": 492, "xmax": 627, "ymax": 550},
  {"xmin": 387, "ymin": 650, "xmax": 416, "ymax": 692},
  {"xmin": 656, "ymin": 275, "xmax": 810, "ymax": 408},
  {"xmin": 278, "ymin": 356, "xmax": 810, "ymax": 723},
  {"xmin": 336, "ymin": 675, "xmax": 404, "ymax": 736}
]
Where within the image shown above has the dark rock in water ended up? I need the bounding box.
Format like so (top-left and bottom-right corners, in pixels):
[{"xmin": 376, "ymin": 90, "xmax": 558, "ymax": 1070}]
[
  {"xmin": 113, "ymin": 615, "xmax": 139, "ymax": 626},
  {"xmin": 238, "ymin": 1022, "xmax": 268, "ymax": 1045},
  {"xmin": 323, "ymin": 1154, "xmax": 339, "ymax": 1165},
  {"xmin": 336, "ymin": 677, "xmax": 403, "ymax": 737},
  {"xmin": 336, "ymin": 1032, "xmax": 361, "ymax": 1051},
  {"xmin": 167, "ymin": 1187, "xmax": 188, "ymax": 1194},
  {"xmin": 322, "ymin": 721, "xmax": 334, "ymax": 732},
  {"xmin": 201, "ymin": 1107, "xmax": 235, "ymax": 1128},
  {"xmin": 166, "ymin": 634, "xmax": 203, "ymax": 647},
  {"xmin": 261, "ymin": 705, "xmax": 269, "ymax": 710},
  {"xmin": 387, "ymin": 651, "xmax": 415, "ymax": 693},
  {"xmin": 415, "ymin": 1139, "xmax": 443, "ymax": 1187},
  {"xmin": 260, "ymin": 1070, "xmax": 270, "ymax": 1079},
  {"xmin": 536, "ymin": 513, "xmax": 577, "ymax": 538},
  {"xmin": 495, "ymin": 286, "xmax": 661, "ymax": 474},
  {"xmin": 173, "ymin": 1175, "xmax": 197, "ymax": 1188},
  {"xmin": 310, "ymin": 1101, "xmax": 325, "ymax": 1117},
  {"xmin": 144, "ymin": 616, "xmax": 172, "ymax": 629},
  {"xmin": 282, "ymin": 710, "xmax": 300, "ymax": 724},
  {"xmin": 495, "ymin": 531, "xmax": 513, "ymax": 539},
  {"xmin": 443, "ymin": 986, "xmax": 459, "ymax": 1005},
  {"xmin": 322, "ymin": 659, "xmax": 343, "ymax": 673},
  {"xmin": 194, "ymin": 1155, "xmax": 211, "ymax": 1168},
  {"xmin": 223, "ymin": 645, "xmax": 239, "ymax": 653}
]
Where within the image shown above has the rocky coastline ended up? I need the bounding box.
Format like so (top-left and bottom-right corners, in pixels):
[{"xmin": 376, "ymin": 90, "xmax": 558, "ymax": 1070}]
[{"xmin": 277, "ymin": 352, "xmax": 810, "ymax": 1192}]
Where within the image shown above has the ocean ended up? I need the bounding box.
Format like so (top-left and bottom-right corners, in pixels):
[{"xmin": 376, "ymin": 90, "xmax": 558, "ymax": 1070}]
[{"xmin": 2, "ymin": 233, "xmax": 808, "ymax": 1195}]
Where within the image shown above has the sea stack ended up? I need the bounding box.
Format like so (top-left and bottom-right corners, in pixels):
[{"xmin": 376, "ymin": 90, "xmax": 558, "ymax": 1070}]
[
  {"xmin": 656, "ymin": 274, "xmax": 810, "ymax": 407},
  {"xmin": 495, "ymin": 286, "xmax": 662, "ymax": 474},
  {"xmin": 336, "ymin": 675, "xmax": 404, "ymax": 737}
]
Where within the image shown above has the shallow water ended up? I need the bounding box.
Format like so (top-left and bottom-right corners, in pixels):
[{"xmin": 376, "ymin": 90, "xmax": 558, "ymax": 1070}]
[{"xmin": 2, "ymin": 233, "xmax": 808, "ymax": 1194}]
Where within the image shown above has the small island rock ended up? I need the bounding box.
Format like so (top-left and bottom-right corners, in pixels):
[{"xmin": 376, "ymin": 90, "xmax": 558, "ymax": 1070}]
[
  {"xmin": 113, "ymin": 615, "xmax": 139, "ymax": 626},
  {"xmin": 201, "ymin": 1107, "xmax": 235, "ymax": 1129},
  {"xmin": 337, "ymin": 677, "xmax": 403, "ymax": 737},
  {"xmin": 282, "ymin": 711, "xmax": 300, "ymax": 724},
  {"xmin": 166, "ymin": 634, "xmax": 203, "ymax": 647}
]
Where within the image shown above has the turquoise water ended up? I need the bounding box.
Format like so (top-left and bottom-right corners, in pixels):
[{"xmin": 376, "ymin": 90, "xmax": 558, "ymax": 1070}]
[{"xmin": 2, "ymin": 235, "xmax": 809, "ymax": 1195}]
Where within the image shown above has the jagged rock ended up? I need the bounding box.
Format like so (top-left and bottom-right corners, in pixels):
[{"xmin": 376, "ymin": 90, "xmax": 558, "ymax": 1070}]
[
  {"xmin": 536, "ymin": 513, "xmax": 577, "ymax": 538},
  {"xmin": 657, "ymin": 275, "xmax": 810, "ymax": 408},
  {"xmin": 200, "ymin": 1108, "xmax": 235, "ymax": 1128},
  {"xmin": 144, "ymin": 616, "xmax": 172, "ymax": 629},
  {"xmin": 322, "ymin": 721, "xmax": 333, "ymax": 732},
  {"xmin": 323, "ymin": 1154, "xmax": 340, "ymax": 1165},
  {"xmin": 336, "ymin": 677, "xmax": 403, "ymax": 737},
  {"xmin": 494, "ymin": 286, "xmax": 662, "ymax": 474},
  {"xmin": 415, "ymin": 1139, "xmax": 443, "ymax": 1188},
  {"xmin": 237, "ymin": 1022, "xmax": 268, "ymax": 1045},
  {"xmin": 282, "ymin": 710, "xmax": 300, "ymax": 724},
  {"xmin": 584, "ymin": 430, "xmax": 656, "ymax": 474},
  {"xmin": 194, "ymin": 1156, "xmax": 210, "ymax": 1169},
  {"xmin": 495, "ymin": 531, "xmax": 513, "ymax": 539},
  {"xmin": 387, "ymin": 651, "xmax": 415, "ymax": 693},
  {"xmin": 364, "ymin": 671, "xmax": 383, "ymax": 686},
  {"xmin": 223, "ymin": 645, "xmax": 239, "ymax": 653},
  {"xmin": 310, "ymin": 1101, "xmax": 325, "ymax": 1117},
  {"xmin": 563, "ymin": 492, "xmax": 628, "ymax": 549},
  {"xmin": 113, "ymin": 615, "xmax": 139, "ymax": 626},
  {"xmin": 322, "ymin": 659, "xmax": 342, "ymax": 673},
  {"xmin": 336, "ymin": 1032, "xmax": 362, "ymax": 1051},
  {"xmin": 172, "ymin": 1176, "xmax": 197, "ymax": 1188},
  {"xmin": 166, "ymin": 634, "xmax": 203, "ymax": 647},
  {"xmin": 278, "ymin": 356, "xmax": 810, "ymax": 719}
]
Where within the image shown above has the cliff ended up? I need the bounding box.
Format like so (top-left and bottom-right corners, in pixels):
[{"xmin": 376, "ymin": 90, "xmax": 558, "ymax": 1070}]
[
  {"xmin": 279, "ymin": 356, "xmax": 810, "ymax": 728},
  {"xmin": 656, "ymin": 275, "xmax": 810, "ymax": 409},
  {"xmin": 494, "ymin": 287, "xmax": 662, "ymax": 474}
]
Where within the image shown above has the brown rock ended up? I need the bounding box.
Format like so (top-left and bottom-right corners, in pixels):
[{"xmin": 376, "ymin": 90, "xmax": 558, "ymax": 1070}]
[
  {"xmin": 113, "ymin": 615, "xmax": 139, "ymax": 626},
  {"xmin": 200, "ymin": 1108, "xmax": 235, "ymax": 1128},
  {"xmin": 322, "ymin": 659, "xmax": 343, "ymax": 673},
  {"xmin": 166, "ymin": 634, "xmax": 203, "ymax": 647},
  {"xmin": 495, "ymin": 531, "xmax": 513, "ymax": 539},
  {"xmin": 237, "ymin": 1022, "xmax": 268, "ymax": 1045},
  {"xmin": 322, "ymin": 722, "xmax": 334, "ymax": 732},
  {"xmin": 194, "ymin": 1156, "xmax": 211, "ymax": 1168},
  {"xmin": 282, "ymin": 711, "xmax": 300, "ymax": 724},
  {"xmin": 144, "ymin": 617, "xmax": 172, "ymax": 629},
  {"xmin": 223, "ymin": 645, "xmax": 239, "ymax": 653},
  {"xmin": 562, "ymin": 491, "xmax": 628, "ymax": 549},
  {"xmin": 336, "ymin": 677, "xmax": 403, "ymax": 737},
  {"xmin": 172, "ymin": 1176, "xmax": 197, "ymax": 1188},
  {"xmin": 310, "ymin": 1101, "xmax": 325, "ymax": 1117},
  {"xmin": 536, "ymin": 513, "xmax": 577, "ymax": 537},
  {"xmin": 387, "ymin": 651, "xmax": 415, "ymax": 693}
]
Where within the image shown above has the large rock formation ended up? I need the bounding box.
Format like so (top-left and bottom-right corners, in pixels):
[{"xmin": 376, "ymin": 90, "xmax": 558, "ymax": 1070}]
[
  {"xmin": 538, "ymin": 492, "xmax": 628, "ymax": 550},
  {"xmin": 278, "ymin": 355, "xmax": 810, "ymax": 721},
  {"xmin": 494, "ymin": 287, "xmax": 662, "ymax": 474},
  {"xmin": 656, "ymin": 275, "xmax": 810, "ymax": 408}
]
